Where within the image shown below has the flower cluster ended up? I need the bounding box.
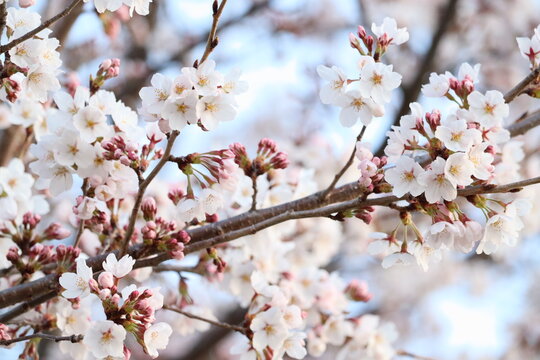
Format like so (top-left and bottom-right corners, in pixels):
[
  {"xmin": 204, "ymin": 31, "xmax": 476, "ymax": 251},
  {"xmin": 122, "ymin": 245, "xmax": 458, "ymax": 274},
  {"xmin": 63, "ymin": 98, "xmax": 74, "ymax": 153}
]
[
  {"xmin": 140, "ymin": 60, "xmax": 247, "ymax": 131},
  {"xmin": 85, "ymin": 0, "xmax": 153, "ymax": 16},
  {"xmin": 317, "ymin": 18, "xmax": 407, "ymax": 127},
  {"xmin": 366, "ymin": 63, "xmax": 528, "ymax": 270},
  {"xmin": 58, "ymin": 254, "xmax": 172, "ymax": 359}
]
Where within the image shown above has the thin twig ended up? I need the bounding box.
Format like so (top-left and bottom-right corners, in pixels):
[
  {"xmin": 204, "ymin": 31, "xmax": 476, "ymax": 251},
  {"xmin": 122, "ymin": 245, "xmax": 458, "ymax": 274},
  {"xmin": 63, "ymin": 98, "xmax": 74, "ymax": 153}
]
[
  {"xmin": 250, "ymin": 175, "xmax": 258, "ymax": 211},
  {"xmin": 120, "ymin": 131, "xmax": 180, "ymax": 255},
  {"xmin": 73, "ymin": 179, "xmax": 88, "ymax": 248},
  {"xmin": 508, "ymin": 109, "xmax": 540, "ymax": 137},
  {"xmin": 0, "ymin": 3, "xmax": 7, "ymax": 43},
  {"xmin": 163, "ymin": 305, "xmax": 245, "ymax": 333},
  {"xmin": 322, "ymin": 125, "xmax": 367, "ymax": 199},
  {"xmin": 0, "ymin": 0, "xmax": 84, "ymax": 54},
  {"xmin": 504, "ymin": 67, "xmax": 540, "ymax": 103},
  {"xmin": 0, "ymin": 333, "xmax": 83, "ymax": 346},
  {"xmin": 200, "ymin": 0, "xmax": 229, "ymax": 64}
]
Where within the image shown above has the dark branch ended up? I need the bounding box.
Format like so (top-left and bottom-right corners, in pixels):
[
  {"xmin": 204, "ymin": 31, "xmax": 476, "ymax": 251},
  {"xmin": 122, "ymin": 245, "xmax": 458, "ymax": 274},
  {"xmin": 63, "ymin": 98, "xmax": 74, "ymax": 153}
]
[
  {"xmin": 504, "ymin": 67, "xmax": 540, "ymax": 103},
  {"xmin": 0, "ymin": 0, "xmax": 83, "ymax": 54},
  {"xmin": 322, "ymin": 125, "xmax": 366, "ymax": 199},
  {"xmin": 163, "ymin": 306, "xmax": 245, "ymax": 334},
  {"xmin": 0, "ymin": 333, "xmax": 83, "ymax": 346}
]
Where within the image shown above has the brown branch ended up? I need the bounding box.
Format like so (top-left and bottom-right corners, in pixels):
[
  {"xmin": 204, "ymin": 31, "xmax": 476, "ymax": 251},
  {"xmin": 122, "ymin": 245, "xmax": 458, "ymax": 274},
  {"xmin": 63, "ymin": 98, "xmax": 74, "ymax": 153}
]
[
  {"xmin": 0, "ymin": 3, "xmax": 7, "ymax": 42},
  {"xmin": 1, "ymin": 174, "xmax": 540, "ymax": 320},
  {"xmin": 508, "ymin": 109, "xmax": 540, "ymax": 137},
  {"xmin": 163, "ymin": 305, "xmax": 245, "ymax": 334},
  {"xmin": 322, "ymin": 125, "xmax": 366, "ymax": 199},
  {"xmin": 120, "ymin": 131, "xmax": 180, "ymax": 255},
  {"xmin": 0, "ymin": 332, "xmax": 83, "ymax": 346},
  {"xmin": 0, "ymin": 126, "xmax": 26, "ymax": 166},
  {"xmin": 0, "ymin": 291, "xmax": 57, "ymax": 323},
  {"xmin": 250, "ymin": 175, "xmax": 258, "ymax": 211},
  {"xmin": 200, "ymin": 0, "xmax": 229, "ymax": 64},
  {"xmin": 51, "ymin": 0, "xmax": 85, "ymax": 46},
  {"xmin": 0, "ymin": 0, "xmax": 83, "ymax": 54},
  {"xmin": 504, "ymin": 67, "xmax": 540, "ymax": 103}
]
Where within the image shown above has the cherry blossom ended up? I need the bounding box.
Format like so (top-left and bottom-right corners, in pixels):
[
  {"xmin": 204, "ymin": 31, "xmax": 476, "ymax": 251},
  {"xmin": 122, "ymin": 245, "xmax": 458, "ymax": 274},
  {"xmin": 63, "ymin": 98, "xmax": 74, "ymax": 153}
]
[
  {"xmin": 83, "ymin": 320, "xmax": 126, "ymax": 358},
  {"xmin": 59, "ymin": 258, "xmax": 93, "ymax": 299}
]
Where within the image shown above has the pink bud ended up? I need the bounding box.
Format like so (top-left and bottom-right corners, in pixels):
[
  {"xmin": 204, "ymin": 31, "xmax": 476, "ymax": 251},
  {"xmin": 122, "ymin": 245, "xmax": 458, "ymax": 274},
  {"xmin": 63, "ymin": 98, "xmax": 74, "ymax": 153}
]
[
  {"xmin": 98, "ymin": 272, "xmax": 115, "ymax": 288},
  {"xmin": 357, "ymin": 25, "xmax": 366, "ymax": 39},
  {"xmin": 44, "ymin": 223, "xmax": 71, "ymax": 240},
  {"xmin": 19, "ymin": 0, "xmax": 35, "ymax": 7},
  {"xmin": 345, "ymin": 279, "xmax": 372, "ymax": 302},
  {"xmin": 141, "ymin": 197, "xmax": 157, "ymax": 221},
  {"xmin": 100, "ymin": 59, "xmax": 112, "ymax": 71},
  {"xmin": 270, "ymin": 152, "xmax": 289, "ymax": 170}
]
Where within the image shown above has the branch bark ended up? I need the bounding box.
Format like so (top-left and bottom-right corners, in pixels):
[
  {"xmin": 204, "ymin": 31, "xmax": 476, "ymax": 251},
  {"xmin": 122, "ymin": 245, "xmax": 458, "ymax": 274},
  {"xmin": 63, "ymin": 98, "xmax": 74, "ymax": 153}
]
[
  {"xmin": 120, "ymin": 131, "xmax": 180, "ymax": 255},
  {"xmin": 163, "ymin": 306, "xmax": 245, "ymax": 334},
  {"xmin": 0, "ymin": 0, "xmax": 83, "ymax": 54},
  {"xmin": 322, "ymin": 125, "xmax": 366, "ymax": 199},
  {"xmin": 0, "ymin": 332, "xmax": 83, "ymax": 346}
]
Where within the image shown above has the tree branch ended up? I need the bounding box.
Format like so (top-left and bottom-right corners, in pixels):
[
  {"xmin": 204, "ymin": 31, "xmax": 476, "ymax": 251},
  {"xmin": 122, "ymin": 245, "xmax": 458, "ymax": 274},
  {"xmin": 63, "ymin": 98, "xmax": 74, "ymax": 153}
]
[
  {"xmin": 504, "ymin": 67, "xmax": 540, "ymax": 103},
  {"xmin": 200, "ymin": 0, "xmax": 229, "ymax": 64},
  {"xmin": 0, "ymin": 333, "xmax": 83, "ymax": 346},
  {"xmin": 322, "ymin": 125, "xmax": 366, "ymax": 199},
  {"xmin": 250, "ymin": 175, "xmax": 258, "ymax": 211},
  {"xmin": 508, "ymin": 109, "xmax": 540, "ymax": 137},
  {"xmin": 120, "ymin": 131, "xmax": 180, "ymax": 255},
  {"xmin": 1, "ymin": 174, "xmax": 540, "ymax": 320},
  {"xmin": 0, "ymin": 291, "xmax": 57, "ymax": 323},
  {"xmin": 0, "ymin": 0, "xmax": 83, "ymax": 54},
  {"xmin": 163, "ymin": 305, "xmax": 245, "ymax": 334}
]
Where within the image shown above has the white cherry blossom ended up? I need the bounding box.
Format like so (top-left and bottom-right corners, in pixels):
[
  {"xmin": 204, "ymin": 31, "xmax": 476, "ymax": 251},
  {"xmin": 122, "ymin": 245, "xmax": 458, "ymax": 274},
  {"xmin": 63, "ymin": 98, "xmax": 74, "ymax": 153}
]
[
  {"xmin": 183, "ymin": 59, "xmax": 223, "ymax": 96},
  {"xmin": 83, "ymin": 320, "xmax": 126, "ymax": 358},
  {"xmin": 371, "ymin": 17, "xmax": 409, "ymax": 45},
  {"xmin": 102, "ymin": 254, "xmax": 135, "ymax": 278},
  {"xmin": 384, "ymin": 156, "xmax": 425, "ymax": 197},
  {"xmin": 59, "ymin": 258, "xmax": 93, "ymax": 299},
  {"xmin": 444, "ymin": 152, "xmax": 475, "ymax": 186},
  {"xmin": 417, "ymin": 157, "xmax": 457, "ymax": 203},
  {"xmin": 468, "ymin": 90, "xmax": 509, "ymax": 127},
  {"xmin": 144, "ymin": 322, "xmax": 173, "ymax": 358},
  {"xmin": 357, "ymin": 62, "xmax": 402, "ymax": 104},
  {"xmin": 317, "ymin": 65, "xmax": 348, "ymax": 105}
]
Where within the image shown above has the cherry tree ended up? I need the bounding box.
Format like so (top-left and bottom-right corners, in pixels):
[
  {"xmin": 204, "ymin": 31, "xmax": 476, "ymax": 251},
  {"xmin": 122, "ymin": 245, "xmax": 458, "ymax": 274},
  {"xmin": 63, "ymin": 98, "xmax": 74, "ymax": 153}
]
[{"xmin": 0, "ymin": 0, "xmax": 539, "ymax": 359}]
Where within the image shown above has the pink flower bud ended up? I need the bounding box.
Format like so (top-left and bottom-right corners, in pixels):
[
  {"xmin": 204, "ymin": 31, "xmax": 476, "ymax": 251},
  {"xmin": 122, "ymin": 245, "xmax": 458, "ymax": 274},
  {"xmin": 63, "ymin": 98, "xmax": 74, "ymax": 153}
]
[
  {"xmin": 270, "ymin": 152, "xmax": 289, "ymax": 170},
  {"xmin": 168, "ymin": 187, "xmax": 185, "ymax": 205},
  {"xmin": 345, "ymin": 279, "xmax": 372, "ymax": 302},
  {"xmin": 18, "ymin": 0, "xmax": 35, "ymax": 7},
  {"xmin": 357, "ymin": 25, "xmax": 366, "ymax": 39},
  {"xmin": 141, "ymin": 197, "xmax": 157, "ymax": 221},
  {"xmin": 22, "ymin": 212, "xmax": 40, "ymax": 229},
  {"xmin": 257, "ymin": 138, "xmax": 277, "ymax": 156},
  {"xmin": 44, "ymin": 223, "xmax": 71, "ymax": 240},
  {"xmin": 100, "ymin": 59, "xmax": 112, "ymax": 71},
  {"xmin": 98, "ymin": 272, "xmax": 115, "ymax": 288}
]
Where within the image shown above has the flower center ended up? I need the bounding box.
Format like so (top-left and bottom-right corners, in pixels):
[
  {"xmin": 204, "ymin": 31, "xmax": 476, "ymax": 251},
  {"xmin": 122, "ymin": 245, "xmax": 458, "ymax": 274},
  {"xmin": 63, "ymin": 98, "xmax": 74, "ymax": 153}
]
[{"xmin": 371, "ymin": 73, "xmax": 383, "ymax": 85}]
